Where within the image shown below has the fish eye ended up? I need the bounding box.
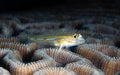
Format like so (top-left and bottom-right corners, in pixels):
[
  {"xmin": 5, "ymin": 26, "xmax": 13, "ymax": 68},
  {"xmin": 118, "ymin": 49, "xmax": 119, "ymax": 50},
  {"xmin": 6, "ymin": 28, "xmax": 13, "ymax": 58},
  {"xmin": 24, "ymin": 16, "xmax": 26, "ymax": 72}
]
[
  {"xmin": 73, "ymin": 34, "xmax": 77, "ymax": 38},
  {"xmin": 74, "ymin": 35, "xmax": 76, "ymax": 38}
]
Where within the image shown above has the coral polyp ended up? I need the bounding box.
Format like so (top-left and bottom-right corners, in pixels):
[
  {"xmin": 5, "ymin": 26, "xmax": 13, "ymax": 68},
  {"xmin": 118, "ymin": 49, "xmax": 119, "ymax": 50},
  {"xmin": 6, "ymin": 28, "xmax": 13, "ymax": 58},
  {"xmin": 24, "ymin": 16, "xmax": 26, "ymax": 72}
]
[
  {"xmin": 33, "ymin": 67, "xmax": 76, "ymax": 75},
  {"xmin": 0, "ymin": 42, "xmax": 37, "ymax": 56},
  {"xmin": 33, "ymin": 48, "xmax": 92, "ymax": 67},
  {"xmin": 65, "ymin": 63, "xmax": 104, "ymax": 75},
  {"xmin": 2, "ymin": 49, "xmax": 54, "ymax": 75},
  {"xmin": 76, "ymin": 44, "xmax": 120, "ymax": 75}
]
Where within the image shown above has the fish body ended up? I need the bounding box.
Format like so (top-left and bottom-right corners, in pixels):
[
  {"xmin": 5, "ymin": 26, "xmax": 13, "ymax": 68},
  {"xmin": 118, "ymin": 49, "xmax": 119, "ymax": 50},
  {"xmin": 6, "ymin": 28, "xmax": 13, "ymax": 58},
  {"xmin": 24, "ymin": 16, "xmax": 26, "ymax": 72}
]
[{"xmin": 29, "ymin": 33, "xmax": 85, "ymax": 50}]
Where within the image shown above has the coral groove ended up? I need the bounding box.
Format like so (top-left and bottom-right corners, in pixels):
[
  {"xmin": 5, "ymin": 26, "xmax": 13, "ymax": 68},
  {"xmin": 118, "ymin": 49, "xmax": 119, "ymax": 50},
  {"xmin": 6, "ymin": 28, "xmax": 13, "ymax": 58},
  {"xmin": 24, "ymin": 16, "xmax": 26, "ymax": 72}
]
[{"xmin": 76, "ymin": 44, "xmax": 120, "ymax": 75}]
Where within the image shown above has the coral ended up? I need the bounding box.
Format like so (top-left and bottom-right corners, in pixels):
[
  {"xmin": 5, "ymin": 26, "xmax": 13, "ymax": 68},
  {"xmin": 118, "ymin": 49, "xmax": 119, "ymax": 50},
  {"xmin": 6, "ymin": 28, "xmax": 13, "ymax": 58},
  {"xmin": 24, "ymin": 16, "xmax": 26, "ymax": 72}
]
[
  {"xmin": 0, "ymin": 36, "xmax": 20, "ymax": 43},
  {"xmin": 33, "ymin": 67, "xmax": 76, "ymax": 75},
  {"xmin": 82, "ymin": 24, "xmax": 119, "ymax": 35},
  {"xmin": 101, "ymin": 57, "xmax": 119, "ymax": 75},
  {"xmin": 0, "ymin": 25, "xmax": 13, "ymax": 36},
  {"xmin": 2, "ymin": 49, "xmax": 54, "ymax": 75},
  {"xmin": 33, "ymin": 48, "xmax": 92, "ymax": 67},
  {"xmin": 85, "ymin": 44, "xmax": 120, "ymax": 57},
  {"xmin": 0, "ymin": 19, "xmax": 24, "ymax": 36},
  {"xmin": 24, "ymin": 22, "xmax": 61, "ymax": 30},
  {"xmin": 0, "ymin": 49, "xmax": 13, "ymax": 59},
  {"xmin": 0, "ymin": 67, "xmax": 10, "ymax": 75},
  {"xmin": 76, "ymin": 44, "xmax": 120, "ymax": 75},
  {"xmin": 0, "ymin": 42, "xmax": 37, "ymax": 56},
  {"xmin": 65, "ymin": 63, "xmax": 104, "ymax": 75},
  {"xmin": 86, "ymin": 37, "xmax": 114, "ymax": 45},
  {"xmin": 0, "ymin": 37, "xmax": 39, "ymax": 75},
  {"xmin": 21, "ymin": 22, "xmax": 63, "ymax": 35}
]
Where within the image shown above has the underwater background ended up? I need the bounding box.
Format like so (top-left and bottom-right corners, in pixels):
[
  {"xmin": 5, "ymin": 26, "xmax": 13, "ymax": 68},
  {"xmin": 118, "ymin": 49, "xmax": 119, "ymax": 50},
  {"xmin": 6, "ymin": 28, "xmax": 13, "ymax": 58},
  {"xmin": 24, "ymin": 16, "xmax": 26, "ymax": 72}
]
[{"xmin": 0, "ymin": 0, "xmax": 120, "ymax": 75}]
